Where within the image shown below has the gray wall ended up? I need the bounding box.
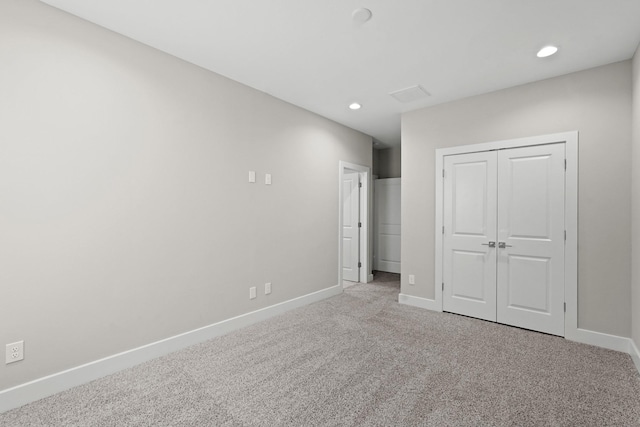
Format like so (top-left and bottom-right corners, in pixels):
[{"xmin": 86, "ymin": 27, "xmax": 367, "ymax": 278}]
[
  {"xmin": 373, "ymin": 149, "xmax": 381, "ymax": 177},
  {"xmin": 402, "ymin": 61, "xmax": 632, "ymax": 337},
  {"xmin": 632, "ymin": 45, "xmax": 640, "ymax": 348},
  {"xmin": 0, "ymin": 0, "xmax": 372, "ymax": 390},
  {"xmin": 374, "ymin": 146, "xmax": 402, "ymax": 179}
]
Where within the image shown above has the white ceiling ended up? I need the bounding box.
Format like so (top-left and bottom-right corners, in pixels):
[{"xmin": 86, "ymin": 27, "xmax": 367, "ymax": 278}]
[{"xmin": 40, "ymin": 0, "xmax": 640, "ymax": 147}]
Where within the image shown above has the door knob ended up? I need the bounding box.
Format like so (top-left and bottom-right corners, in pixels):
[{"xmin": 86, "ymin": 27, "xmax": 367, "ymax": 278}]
[
  {"xmin": 481, "ymin": 241, "xmax": 496, "ymax": 248},
  {"xmin": 498, "ymin": 242, "xmax": 512, "ymax": 248}
]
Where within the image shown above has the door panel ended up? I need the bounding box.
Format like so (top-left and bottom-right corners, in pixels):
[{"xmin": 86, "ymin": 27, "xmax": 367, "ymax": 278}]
[
  {"xmin": 506, "ymin": 255, "xmax": 550, "ymax": 312},
  {"xmin": 443, "ymin": 151, "xmax": 497, "ymax": 322},
  {"xmin": 505, "ymin": 154, "xmax": 553, "ymax": 239},
  {"xmin": 497, "ymin": 144, "xmax": 565, "ymax": 336},
  {"xmin": 342, "ymin": 172, "xmax": 360, "ymax": 282},
  {"xmin": 451, "ymin": 250, "xmax": 489, "ymax": 301},
  {"xmin": 374, "ymin": 178, "xmax": 401, "ymax": 273},
  {"xmin": 452, "ymin": 163, "xmax": 490, "ymax": 236}
]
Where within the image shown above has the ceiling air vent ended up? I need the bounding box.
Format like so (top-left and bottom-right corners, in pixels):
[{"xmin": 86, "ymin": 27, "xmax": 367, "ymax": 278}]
[{"xmin": 389, "ymin": 85, "xmax": 430, "ymax": 103}]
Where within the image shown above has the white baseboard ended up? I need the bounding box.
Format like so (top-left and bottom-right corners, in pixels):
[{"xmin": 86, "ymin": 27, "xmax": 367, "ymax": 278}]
[
  {"xmin": 0, "ymin": 284, "xmax": 343, "ymax": 414},
  {"xmin": 567, "ymin": 327, "xmax": 631, "ymax": 353},
  {"xmin": 398, "ymin": 293, "xmax": 442, "ymax": 312},
  {"xmin": 398, "ymin": 295, "xmax": 640, "ymax": 376},
  {"xmin": 567, "ymin": 328, "xmax": 640, "ymax": 375},
  {"xmin": 630, "ymin": 339, "xmax": 640, "ymax": 375}
]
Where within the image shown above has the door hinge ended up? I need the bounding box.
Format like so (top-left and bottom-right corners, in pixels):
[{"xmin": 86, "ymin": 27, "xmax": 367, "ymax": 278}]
[
  {"xmin": 564, "ymin": 302, "xmax": 566, "ymax": 313},
  {"xmin": 358, "ymin": 261, "xmax": 362, "ymax": 268},
  {"xmin": 442, "ymin": 226, "xmax": 445, "ymax": 234},
  {"xmin": 442, "ymin": 169, "xmax": 445, "ymax": 178},
  {"xmin": 442, "ymin": 282, "xmax": 444, "ymax": 291},
  {"xmin": 564, "ymin": 159, "xmax": 567, "ymax": 170},
  {"xmin": 359, "ymin": 182, "xmax": 362, "ymax": 188},
  {"xmin": 565, "ymin": 230, "xmax": 566, "ymax": 241},
  {"xmin": 358, "ymin": 222, "xmax": 362, "ymax": 228}
]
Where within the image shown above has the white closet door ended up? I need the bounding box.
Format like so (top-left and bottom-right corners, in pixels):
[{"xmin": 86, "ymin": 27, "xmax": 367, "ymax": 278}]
[
  {"xmin": 443, "ymin": 151, "xmax": 497, "ymax": 322},
  {"xmin": 374, "ymin": 178, "xmax": 401, "ymax": 273},
  {"xmin": 342, "ymin": 172, "xmax": 360, "ymax": 282},
  {"xmin": 496, "ymin": 143, "xmax": 565, "ymax": 336}
]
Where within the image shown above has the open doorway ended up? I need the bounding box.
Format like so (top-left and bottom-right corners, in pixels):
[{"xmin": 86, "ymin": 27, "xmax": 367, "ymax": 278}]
[{"xmin": 338, "ymin": 161, "xmax": 370, "ymax": 287}]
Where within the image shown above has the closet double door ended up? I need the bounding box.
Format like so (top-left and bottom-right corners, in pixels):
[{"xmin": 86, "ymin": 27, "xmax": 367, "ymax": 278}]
[{"xmin": 442, "ymin": 143, "xmax": 565, "ymax": 336}]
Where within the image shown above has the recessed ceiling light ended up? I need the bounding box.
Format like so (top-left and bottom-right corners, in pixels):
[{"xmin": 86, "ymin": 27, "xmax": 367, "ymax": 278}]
[
  {"xmin": 349, "ymin": 102, "xmax": 362, "ymax": 110},
  {"xmin": 537, "ymin": 45, "xmax": 558, "ymax": 58}
]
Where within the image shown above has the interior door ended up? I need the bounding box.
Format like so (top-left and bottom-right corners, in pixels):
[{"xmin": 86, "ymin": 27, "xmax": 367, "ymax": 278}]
[
  {"xmin": 342, "ymin": 172, "xmax": 360, "ymax": 282},
  {"xmin": 443, "ymin": 151, "xmax": 497, "ymax": 321},
  {"xmin": 496, "ymin": 143, "xmax": 565, "ymax": 336},
  {"xmin": 374, "ymin": 178, "xmax": 401, "ymax": 273},
  {"xmin": 442, "ymin": 143, "xmax": 566, "ymax": 336}
]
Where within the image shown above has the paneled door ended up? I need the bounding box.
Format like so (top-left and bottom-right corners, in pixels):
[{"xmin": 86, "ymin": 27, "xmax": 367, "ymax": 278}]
[
  {"xmin": 442, "ymin": 143, "xmax": 565, "ymax": 336},
  {"xmin": 442, "ymin": 151, "xmax": 498, "ymax": 322},
  {"xmin": 496, "ymin": 144, "xmax": 565, "ymax": 336},
  {"xmin": 342, "ymin": 172, "xmax": 360, "ymax": 282},
  {"xmin": 374, "ymin": 178, "xmax": 401, "ymax": 274}
]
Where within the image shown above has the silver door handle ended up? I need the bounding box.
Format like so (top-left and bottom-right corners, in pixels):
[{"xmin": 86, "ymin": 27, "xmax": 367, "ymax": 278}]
[
  {"xmin": 481, "ymin": 241, "xmax": 495, "ymax": 248},
  {"xmin": 498, "ymin": 242, "xmax": 512, "ymax": 248}
]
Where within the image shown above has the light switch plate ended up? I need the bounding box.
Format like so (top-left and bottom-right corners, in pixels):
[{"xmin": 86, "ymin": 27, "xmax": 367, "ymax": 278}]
[
  {"xmin": 249, "ymin": 287, "xmax": 257, "ymax": 299},
  {"xmin": 248, "ymin": 171, "xmax": 256, "ymax": 183},
  {"xmin": 265, "ymin": 174, "xmax": 272, "ymax": 185},
  {"xmin": 408, "ymin": 275, "xmax": 415, "ymax": 285},
  {"xmin": 265, "ymin": 282, "xmax": 272, "ymax": 295}
]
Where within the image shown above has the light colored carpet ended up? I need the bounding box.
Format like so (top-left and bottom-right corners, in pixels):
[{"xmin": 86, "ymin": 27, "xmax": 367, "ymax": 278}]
[{"xmin": 2, "ymin": 272, "xmax": 640, "ymax": 426}]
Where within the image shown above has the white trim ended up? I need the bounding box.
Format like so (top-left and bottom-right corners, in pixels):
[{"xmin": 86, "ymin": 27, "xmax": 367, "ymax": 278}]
[
  {"xmin": 630, "ymin": 339, "xmax": 640, "ymax": 375},
  {"xmin": 434, "ymin": 151, "xmax": 444, "ymax": 309},
  {"xmin": 566, "ymin": 328, "xmax": 631, "ymax": 353},
  {"xmin": 398, "ymin": 293, "xmax": 442, "ymax": 312},
  {"xmin": 434, "ymin": 131, "xmax": 578, "ymax": 338},
  {"xmin": 338, "ymin": 161, "xmax": 371, "ymax": 284},
  {"xmin": 0, "ymin": 284, "xmax": 342, "ymax": 414},
  {"xmin": 570, "ymin": 332, "xmax": 639, "ymax": 376},
  {"xmin": 434, "ymin": 131, "xmax": 578, "ymax": 156},
  {"xmin": 399, "ymin": 293, "xmax": 640, "ymax": 375},
  {"xmin": 563, "ymin": 133, "xmax": 580, "ymax": 342}
]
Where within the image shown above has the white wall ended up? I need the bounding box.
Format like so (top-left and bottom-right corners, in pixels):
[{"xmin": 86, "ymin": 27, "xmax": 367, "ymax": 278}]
[
  {"xmin": 632, "ymin": 45, "xmax": 640, "ymax": 349},
  {"xmin": 0, "ymin": 0, "xmax": 371, "ymax": 391},
  {"xmin": 402, "ymin": 61, "xmax": 632, "ymax": 337}
]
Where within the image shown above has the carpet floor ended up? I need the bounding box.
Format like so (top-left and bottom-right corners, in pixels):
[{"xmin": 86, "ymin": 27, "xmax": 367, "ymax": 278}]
[{"xmin": 2, "ymin": 273, "xmax": 640, "ymax": 426}]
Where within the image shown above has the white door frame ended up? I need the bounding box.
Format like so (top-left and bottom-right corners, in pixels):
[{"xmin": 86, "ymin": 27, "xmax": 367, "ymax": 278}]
[
  {"xmin": 434, "ymin": 131, "xmax": 579, "ymax": 339},
  {"xmin": 339, "ymin": 161, "xmax": 371, "ymax": 285}
]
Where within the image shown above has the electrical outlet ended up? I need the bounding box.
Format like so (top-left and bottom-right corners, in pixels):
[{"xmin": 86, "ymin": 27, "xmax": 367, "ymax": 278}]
[
  {"xmin": 6, "ymin": 341, "xmax": 24, "ymax": 364},
  {"xmin": 265, "ymin": 282, "xmax": 272, "ymax": 295},
  {"xmin": 249, "ymin": 287, "xmax": 257, "ymax": 299},
  {"xmin": 408, "ymin": 275, "xmax": 415, "ymax": 285}
]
